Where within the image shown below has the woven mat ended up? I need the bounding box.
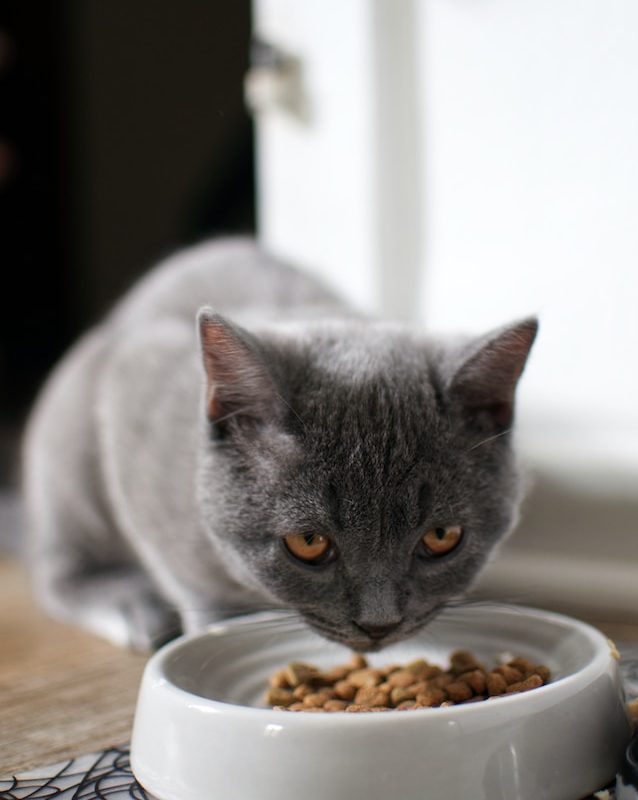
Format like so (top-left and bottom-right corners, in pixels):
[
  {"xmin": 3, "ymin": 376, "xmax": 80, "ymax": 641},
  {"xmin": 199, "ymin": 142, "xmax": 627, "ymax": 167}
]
[
  {"xmin": 0, "ymin": 746, "xmax": 155, "ymax": 799},
  {"xmin": 0, "ymin": 744, "xmax": 617, "ymax": 799}
]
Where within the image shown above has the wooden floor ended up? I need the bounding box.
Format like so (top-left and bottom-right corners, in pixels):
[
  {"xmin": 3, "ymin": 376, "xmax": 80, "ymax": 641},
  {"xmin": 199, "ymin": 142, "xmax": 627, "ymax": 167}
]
[{"xmin": 0, "ymin": 559, "xmax": 147, "ymax": 776}]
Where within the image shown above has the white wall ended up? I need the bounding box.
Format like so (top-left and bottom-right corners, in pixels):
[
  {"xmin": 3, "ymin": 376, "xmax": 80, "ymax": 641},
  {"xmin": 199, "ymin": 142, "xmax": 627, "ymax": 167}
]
[
  {"xmin": 253, "ymin": 0, "xmax": 425, "ymax": 323},
  {"xmin": 417, "ymin": 0, "xmax": 638, "ymax": 445},
  {"xmin": 253, "ymin": 0, "xmax": 378, "ymax": 312}
]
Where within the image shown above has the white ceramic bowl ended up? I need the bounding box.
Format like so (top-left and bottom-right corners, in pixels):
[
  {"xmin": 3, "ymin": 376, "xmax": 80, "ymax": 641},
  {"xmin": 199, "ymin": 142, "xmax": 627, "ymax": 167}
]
[{"xmin": 130, "ymin": 605, "xmax": 630, "ymax": 800}]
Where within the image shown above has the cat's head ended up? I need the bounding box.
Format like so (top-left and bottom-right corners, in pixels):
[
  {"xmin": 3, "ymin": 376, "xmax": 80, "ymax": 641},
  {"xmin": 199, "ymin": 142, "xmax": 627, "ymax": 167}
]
[{"xmin": 196, "ymin": 311, "xmax": 537, "ymax": 651}]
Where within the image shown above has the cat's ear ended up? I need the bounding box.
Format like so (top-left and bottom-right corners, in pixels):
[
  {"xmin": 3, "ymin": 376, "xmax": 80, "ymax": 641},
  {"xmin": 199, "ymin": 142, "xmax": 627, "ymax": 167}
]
[
  {"xmin": 198, "ymin": 308, "xmax": 280, "ymax": 427},
  {"xmin": 448, "ymin": 317, "xmax": 538, "ymax": 431}
]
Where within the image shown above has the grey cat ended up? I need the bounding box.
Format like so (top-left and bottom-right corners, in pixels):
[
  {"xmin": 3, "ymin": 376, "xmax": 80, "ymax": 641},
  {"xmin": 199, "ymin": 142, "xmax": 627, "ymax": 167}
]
[{"xmin": 23, "ymin": 238, "xmax": 537, "ymax": 652}]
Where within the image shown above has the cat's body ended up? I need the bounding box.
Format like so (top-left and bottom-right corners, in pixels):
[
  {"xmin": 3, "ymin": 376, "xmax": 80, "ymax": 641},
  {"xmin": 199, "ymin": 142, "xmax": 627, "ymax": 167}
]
[{"xmin": 23, "ymin": 238, "xmax": 537, "ymax": 651}]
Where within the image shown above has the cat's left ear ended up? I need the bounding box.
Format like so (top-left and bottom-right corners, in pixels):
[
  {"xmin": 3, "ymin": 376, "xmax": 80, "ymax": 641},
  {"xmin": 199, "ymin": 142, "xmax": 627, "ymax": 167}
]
[
  {"xmin": 448, "ymin": 317, "xmax": 538, "ymax": 431},
  {"xmin": 198, "ymin": 308, "xmax": 281, "ymax": 428}
]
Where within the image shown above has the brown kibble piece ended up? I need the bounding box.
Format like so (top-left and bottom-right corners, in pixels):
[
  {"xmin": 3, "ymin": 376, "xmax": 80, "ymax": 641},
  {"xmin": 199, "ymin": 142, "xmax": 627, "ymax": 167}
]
[
  {"xmin": 303, "ymin": 689, "xmax": 336, "ymax": 707},
  {"xmin": 487, "ymin": 673, "xmax": 508, "ymax": 696},
  {"xmin": 431, "ymin": 673, "xmax": 454, "ymax": 689},
  {"xmin": 347, "ymin": 668, "xmax": 382, "ymax": 688},
  {"xmin": 415, "ymin": 687, "xmax": 446, "ymax": 707},
  {"xmin": 349, "ymin": 654, "xmax": 368, "ymax": 670},
  {"xmin": 320, "ymin": 666, "xmax": 351, "ymax": 683},
  {"xmin": 406, "ymin": 681, "xmax": 428, "ymax": 696},
  {"xmin": 390, "ymin": 686, "xmax": 417, "ymax": 705},
  {"xmin": 396, "ymin": 700, "xmax": 417, "ymax": 710},
  {"xmin": 405, "ymin": 658, "xmax": 429, "ymax": 675},
  {"xmin": 460, "ymin": 669, "xmax": 487, "ymax": 695},
  {"xmin": 354, "ymin": 686, "xmax": 389, "ymax": 707},
  {"xmin": 292, "ymin": 683, "xmax": 315, "ymax": 700},
  {"xmin": 450, "ymin": 650, "xmax": 481, "ymax": 674},
  {"xmin": 493, "ymin": 665, "xmax": 524, "ymax": 685},
  {"xmin": 269, "ymin": 669, "xmax": 290, "ymax": 689},
  {"xmin": 507, "ymin": 657, "xmax": 536, "ymax": 675},
  {"xmin": 406, "ymin": 659, "xmax": 442, "ymax": 680},
  {"xmin": 323, "ymin": 699, "xmax": 349, "ymax": 711},
  {"xmin": 533, "ymin": 665, "xmax": 551, "ymax": 682},
  {"xmin": 287, "ymin": 702, "xmax": 307, "ymax": 711},
  {"xmin": 387, "ymin": 669, "xmax": 417, "ymax": 688},
  {"xmin": 284, "ymin": 662, "xmax": 320, "ymax": 687},
  {"xmin": 265, "ymin": 687, "xmax": 294, "ymax": 707},
  {"xmin": 505, "ymin": 674, "xmax": 544, "ymax": 694},
  {"xmin": 422, "ymin": 665, "xmax": 443, "ymax": 680},
  {"xmin": 446, "ymin": 681, "xmax": 473, "ymax": 702},
  {"xmin": 333, "ymin": 680, "xmax": 357, "ymax": 701}
]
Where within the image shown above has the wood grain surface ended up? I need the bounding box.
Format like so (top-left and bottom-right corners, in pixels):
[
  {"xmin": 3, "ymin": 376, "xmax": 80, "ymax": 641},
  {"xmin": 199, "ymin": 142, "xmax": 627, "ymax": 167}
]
[{"xmin": 0, "ymin": 559, "xmax": 147, "ymax": 776}]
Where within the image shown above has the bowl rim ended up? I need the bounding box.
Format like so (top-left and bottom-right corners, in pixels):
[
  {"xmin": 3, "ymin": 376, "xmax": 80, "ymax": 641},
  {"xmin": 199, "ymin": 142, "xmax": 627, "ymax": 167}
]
[{"xmin": 140, "ymin": 603, "xmax": 617, "ymax": 724}]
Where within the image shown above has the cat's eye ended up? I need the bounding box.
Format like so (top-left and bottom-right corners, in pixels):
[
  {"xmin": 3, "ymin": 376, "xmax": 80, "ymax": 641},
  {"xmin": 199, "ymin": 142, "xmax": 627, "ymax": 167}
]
[
  {"xmin": 420, "ymin": 525, "xmax": 463, "ymax": 557},
  {"xmin": 283, "ymin": 532, "xmax": 333, "ymax": 564}
]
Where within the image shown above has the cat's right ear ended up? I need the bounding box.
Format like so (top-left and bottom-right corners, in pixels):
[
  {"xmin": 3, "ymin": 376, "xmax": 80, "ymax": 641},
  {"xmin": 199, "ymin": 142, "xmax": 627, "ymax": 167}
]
[
  {"xmin": 197, "ymin": 308, "xmax": 280, "ymax": 428},
  {"xmin": 447, "ymin": 317, "xmax": 538, "ymax": 433}
]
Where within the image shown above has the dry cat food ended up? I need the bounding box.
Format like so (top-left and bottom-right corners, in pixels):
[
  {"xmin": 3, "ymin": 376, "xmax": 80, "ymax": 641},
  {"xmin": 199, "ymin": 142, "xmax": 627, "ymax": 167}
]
[{"xmin": 265, "ymin": 651, "xmax": 550, "ymax": 712}]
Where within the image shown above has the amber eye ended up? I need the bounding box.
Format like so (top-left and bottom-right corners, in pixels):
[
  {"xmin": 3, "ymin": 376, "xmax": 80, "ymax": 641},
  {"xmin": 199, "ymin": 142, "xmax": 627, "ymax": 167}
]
[
  {"xmin": 421, "ymin": 525, "xmax": 463, "ymax": 557},
  {"xmin": 283, "ymin": 533, "xmax": 333, "ymax": 564}
]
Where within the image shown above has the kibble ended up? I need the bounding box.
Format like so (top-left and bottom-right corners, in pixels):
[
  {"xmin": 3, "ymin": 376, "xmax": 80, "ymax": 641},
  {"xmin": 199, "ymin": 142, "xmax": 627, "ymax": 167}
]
[
  {"xmin": 505, "ymin": 674, "xmax": 544, "ymax": 694},
  {"xmin": 333, "ymin": 680, "xmax": 357, "ymax": 701},
  {"xmin": 486, "ymin": 672, "xmax": 508, "ymax": 696},
  {"xmin": 493, "ymin": 664, "xmax": 524, "ymax": 685},
  {"xmin": 323, "ymin": 699, "xmax": 349, "ymax": 712},
  {"xmin": 284, "ymin": 662, "xmax": 320, "ymax": 687},
  {"xmin": 347, "ymin": 668, "xmax": 383, "ymax": 687},
  {"xmin": 303, "ymin": 689, "xmax": 336, "ymax": 708},
  {"xmin": 266, "ymin": 651, "xmax": 550, "ymax": 712},
  {"xmin": 265, "ymin": 687, "xmax": 294, "ymax": 707},
  {"xmin": 445, "ymin": 680, "xmax": 474, "ymax": 703},
  {"xmin": 353, "ymin": 686, "xmax": 389, "ymax": 707}
]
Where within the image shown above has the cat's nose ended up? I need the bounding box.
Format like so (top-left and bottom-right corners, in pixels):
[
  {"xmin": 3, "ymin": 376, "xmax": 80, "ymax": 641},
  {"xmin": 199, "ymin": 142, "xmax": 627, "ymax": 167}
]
[{"xmin": 353, "ymin": 620, "xmax": 402, "ymax": 640}]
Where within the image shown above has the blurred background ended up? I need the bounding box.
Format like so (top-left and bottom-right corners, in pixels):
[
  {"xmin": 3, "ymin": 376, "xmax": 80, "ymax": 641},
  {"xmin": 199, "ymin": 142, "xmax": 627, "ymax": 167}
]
[
  {"xmin": 0, "ymin": 0, "xmax": 254, "ymax": 482},
  {"xmin": 1, "ymin": 0, "xmax": 637, "ymax": 623}
]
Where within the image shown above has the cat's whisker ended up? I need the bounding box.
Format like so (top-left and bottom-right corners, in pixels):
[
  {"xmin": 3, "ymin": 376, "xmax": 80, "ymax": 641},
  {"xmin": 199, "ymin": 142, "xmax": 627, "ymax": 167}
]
[
  {"xmin": 436, "ymin": 594, "xmax": 546, "ymax": 627},
  {"xmin": 274, "ymin": 391, "xmax": 307, "ymax": 432},
  {"xmin": 178, "ymin": 606, "xmax": 306, "ymax": 626},
  {"xmin": 211, "ymin": 406, "xmax": 254, "ymax": 425},
  {"xmin": 467, "ymin": 428, "xmax": 512, "ymax": 452}
]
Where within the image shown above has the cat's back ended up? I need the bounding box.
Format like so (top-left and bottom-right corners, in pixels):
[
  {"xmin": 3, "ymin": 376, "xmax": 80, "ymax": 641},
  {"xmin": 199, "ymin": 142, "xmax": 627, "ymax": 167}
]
[{"xmin": 108, "ymin": 237, "xmax": 345, "ymax": 333}]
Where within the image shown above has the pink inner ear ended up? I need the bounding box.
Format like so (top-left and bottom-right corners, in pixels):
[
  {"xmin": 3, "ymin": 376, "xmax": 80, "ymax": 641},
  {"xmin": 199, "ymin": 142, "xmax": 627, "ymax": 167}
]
[
  {"xmin": 203, "ymin": 326, "xmax": 252, "ymax": 420},
  {"xmin": 452, "ymin": 319, "xmax": 537, "ymax": 429},
  {"xmin": 199, "ymin": 316, "xmax": 276, "ymax": 424},
  {"xmin": 201, "ymin": 323, "xmax": 245, "ymax": 382}
]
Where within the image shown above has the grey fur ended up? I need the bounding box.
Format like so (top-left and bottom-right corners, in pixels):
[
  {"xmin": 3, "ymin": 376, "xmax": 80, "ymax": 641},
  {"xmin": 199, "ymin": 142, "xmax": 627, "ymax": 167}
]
[{"xmin": 23, "ymin": 238, "xmax": 537, "ymax": 651}]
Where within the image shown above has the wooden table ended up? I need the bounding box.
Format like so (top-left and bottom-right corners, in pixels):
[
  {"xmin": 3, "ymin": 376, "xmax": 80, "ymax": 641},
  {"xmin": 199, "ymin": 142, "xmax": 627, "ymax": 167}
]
[{"xmin": 0, "ymin": 559, "xmax": 147, "ymax": 776}]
